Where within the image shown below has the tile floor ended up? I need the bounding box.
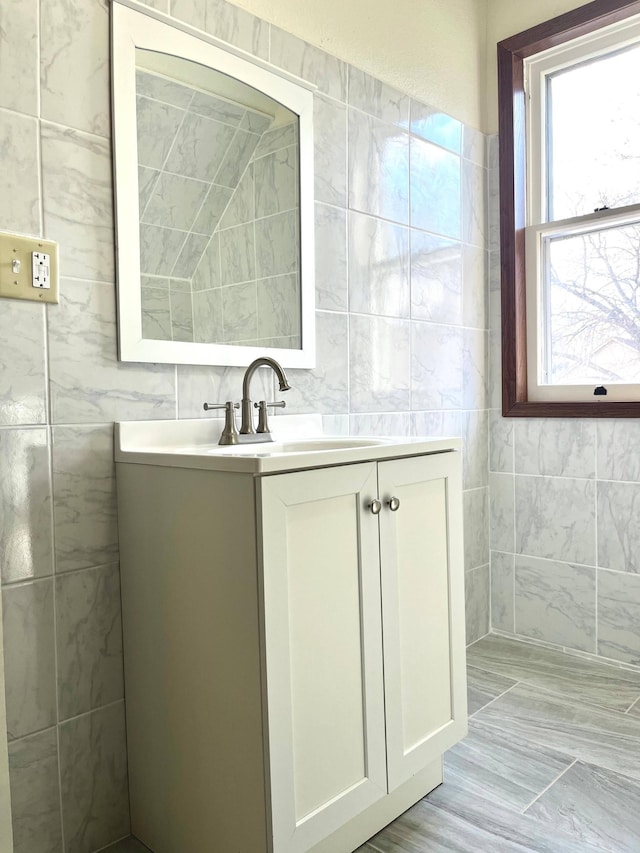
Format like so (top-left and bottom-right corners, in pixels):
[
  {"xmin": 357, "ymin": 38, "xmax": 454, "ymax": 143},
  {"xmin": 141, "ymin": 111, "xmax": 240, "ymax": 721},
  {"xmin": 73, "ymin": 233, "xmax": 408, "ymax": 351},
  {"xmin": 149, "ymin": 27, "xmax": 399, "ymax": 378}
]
[
  {"xmin": 108, "ymin": 634, "xmax": 640, "ymax": 853},
  {"xmin": 360, "ymin": 635, "xmax": 640, "ymax": 853}
]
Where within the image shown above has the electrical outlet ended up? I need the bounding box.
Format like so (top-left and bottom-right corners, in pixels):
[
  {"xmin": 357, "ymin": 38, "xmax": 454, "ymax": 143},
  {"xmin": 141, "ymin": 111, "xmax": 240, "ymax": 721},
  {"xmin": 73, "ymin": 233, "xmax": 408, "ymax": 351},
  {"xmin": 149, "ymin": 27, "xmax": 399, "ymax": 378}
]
[{"xmin": 0, "ymin": 231, "xmax": 59, "ymax": 304}]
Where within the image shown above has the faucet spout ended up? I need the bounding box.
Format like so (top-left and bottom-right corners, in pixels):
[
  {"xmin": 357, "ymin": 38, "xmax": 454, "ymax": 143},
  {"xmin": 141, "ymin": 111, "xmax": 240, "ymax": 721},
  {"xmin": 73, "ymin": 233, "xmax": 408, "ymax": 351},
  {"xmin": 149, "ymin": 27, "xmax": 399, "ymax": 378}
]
[{"xmin": 240, "ymin": 357, "xmax": 291, "ymax": 434}]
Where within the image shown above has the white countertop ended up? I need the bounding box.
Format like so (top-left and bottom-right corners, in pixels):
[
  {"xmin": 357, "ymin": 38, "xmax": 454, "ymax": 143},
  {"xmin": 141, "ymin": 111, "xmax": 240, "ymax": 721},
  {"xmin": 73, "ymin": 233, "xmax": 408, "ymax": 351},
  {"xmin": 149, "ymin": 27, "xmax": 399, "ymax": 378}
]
[{"xmin": 115, "ymin": 414, "xmax": 461, "ymax": 474}]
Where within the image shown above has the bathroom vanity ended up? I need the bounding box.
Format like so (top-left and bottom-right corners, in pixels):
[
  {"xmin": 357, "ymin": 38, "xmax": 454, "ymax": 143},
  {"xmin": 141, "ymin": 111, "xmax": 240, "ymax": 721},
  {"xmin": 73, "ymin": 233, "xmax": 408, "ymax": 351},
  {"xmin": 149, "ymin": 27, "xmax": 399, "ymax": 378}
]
[{"xmin": 115, "ymin": 417, "xmax": 467, "ymax": 853}]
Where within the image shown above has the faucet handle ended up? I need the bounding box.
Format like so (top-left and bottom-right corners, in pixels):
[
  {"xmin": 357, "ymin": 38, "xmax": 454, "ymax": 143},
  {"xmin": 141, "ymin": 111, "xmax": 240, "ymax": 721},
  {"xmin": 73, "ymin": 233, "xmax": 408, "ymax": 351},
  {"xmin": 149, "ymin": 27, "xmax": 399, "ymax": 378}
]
[
  {"xmin": 203, "ymin": 401, "xmax": 239, "ymax": 412},
  {"xmin": 203, "ymin": 401, "xmax": 240, "ymax": 445},
  {"xmin": 254, "ymin": 400, "xmax": 286, "ymax": 434},
  {"xmin": 253, "ymin": 401, "xmax": 287, "ymax": 409}
]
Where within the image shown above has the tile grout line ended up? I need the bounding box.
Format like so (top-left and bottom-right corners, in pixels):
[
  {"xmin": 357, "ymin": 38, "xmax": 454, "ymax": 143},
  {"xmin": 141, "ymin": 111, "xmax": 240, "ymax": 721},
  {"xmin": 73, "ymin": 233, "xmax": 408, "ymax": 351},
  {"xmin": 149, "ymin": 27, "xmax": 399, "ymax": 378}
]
[
  {"xmin": 520, "ymin": 758, "xmax": 578, "ymax": 815},
  {"xmin": 594, "ymin": 424, "xmax": 599, "ymax": 657},
  {"xmin": 92, "ymin": 832, "xmax": 132, "ymax": 853},
  {"xmin": 488, "ymin": 536, "xmax": 493, "ymax": 637},
  {"xmin": 511, "ymin": 422, "xmax": 517, "ymax": 636},
  {"xmin": 488, "ymin": 627, "xmax": 640, "ymax": 674},
  {"xmin": 174, "ymin": 363, "xmax": 179, "ymax": 419},
  {"xmin": 345, "ymin": 80, "xmax": 352, "ymax": 426},
  {"xmin": 0, "ymin": 559, "xmax": 121, "ymax": 590},
  {"xmin": 48, "ymin": 390, "xmax": 66, "ymax": 852},
  {"xmin": 267, "ymin": 15, "xmax": 271, "ymax": 63},
  {"xmin": 407, "ymin": 93, "xmax": 413, "ymax": 418},
  {"xmin": 39, "ymin": 115, "xmax": 110, "ymax": 144},
  {"xmin": 58, "ymin": 696, "xmax": 125, "ymax": 729},
  {"xmin": 493, "ymin": 470, "xmax": 640, "ymax": 486},
  {"xmin": 7, "ymin": 697, "xmax": 127, "ymax": 749},
  {"xmin": 39, "ymin": 2, "xmax": 66, "ymax": 839},
  {"xmin": 6, "ymin": 721, "xmax": 58, "ymax": 747},
  {"xmin": 625, "ymin": 696, "xmax": 640, "ymax": 715},
  {"xmin": 468, "ymin": 659, "xmax": 640, "ymax": 717},
  {"xmin": 468, "ymin": 679, "xmax": 521, "ymax": 719}
]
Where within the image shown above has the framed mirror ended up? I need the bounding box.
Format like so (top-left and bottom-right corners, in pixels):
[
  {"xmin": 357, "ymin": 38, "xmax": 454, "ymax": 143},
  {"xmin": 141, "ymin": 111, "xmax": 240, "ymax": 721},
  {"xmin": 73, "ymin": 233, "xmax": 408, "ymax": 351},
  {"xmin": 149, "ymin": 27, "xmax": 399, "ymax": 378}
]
[{"xmin": 111, "ymin": 1, "xmax": 316, "ymax": 367}]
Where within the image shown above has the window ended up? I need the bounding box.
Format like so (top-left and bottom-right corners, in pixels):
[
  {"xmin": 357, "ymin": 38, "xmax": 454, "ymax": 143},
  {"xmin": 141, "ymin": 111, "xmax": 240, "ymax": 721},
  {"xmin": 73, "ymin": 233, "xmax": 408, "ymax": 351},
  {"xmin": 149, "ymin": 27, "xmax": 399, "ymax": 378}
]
[{"xmin": 498, "ymin": 0, "xmax": 640, "ymax": 416}]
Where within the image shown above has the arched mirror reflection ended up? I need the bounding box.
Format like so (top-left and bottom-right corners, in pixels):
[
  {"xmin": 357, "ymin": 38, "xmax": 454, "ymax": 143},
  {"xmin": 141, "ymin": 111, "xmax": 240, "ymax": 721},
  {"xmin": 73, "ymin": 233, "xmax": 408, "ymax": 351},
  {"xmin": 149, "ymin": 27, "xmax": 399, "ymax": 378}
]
[{"xmin": 112, "ymin": 2, "xmax": 315, "ymax": 367}]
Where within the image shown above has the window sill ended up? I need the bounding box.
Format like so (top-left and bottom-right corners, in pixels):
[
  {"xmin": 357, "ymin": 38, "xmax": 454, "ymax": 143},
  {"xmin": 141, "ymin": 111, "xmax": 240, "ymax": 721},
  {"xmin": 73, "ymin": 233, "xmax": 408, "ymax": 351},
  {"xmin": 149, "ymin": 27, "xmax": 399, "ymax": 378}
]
[{"xmin": 502, "ymin": 400, "xmax": 640, "ymax": 418}]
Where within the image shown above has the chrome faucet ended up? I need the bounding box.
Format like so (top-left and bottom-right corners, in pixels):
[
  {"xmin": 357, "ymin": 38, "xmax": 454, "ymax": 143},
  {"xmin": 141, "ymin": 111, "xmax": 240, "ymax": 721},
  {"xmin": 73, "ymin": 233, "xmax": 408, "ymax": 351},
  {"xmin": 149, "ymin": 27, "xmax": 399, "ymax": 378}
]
[{"xmin": 241, "ymin": 357, "xmax": 291, "ymax": 436}]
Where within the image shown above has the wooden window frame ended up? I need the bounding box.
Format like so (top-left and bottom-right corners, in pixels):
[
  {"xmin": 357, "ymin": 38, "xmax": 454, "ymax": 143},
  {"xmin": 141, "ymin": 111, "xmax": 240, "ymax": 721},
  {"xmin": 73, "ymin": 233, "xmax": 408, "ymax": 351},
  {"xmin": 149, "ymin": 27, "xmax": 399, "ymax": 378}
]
[{"xmin": 498, "ymin": 0, "xmax": 640, "ymax": 417}]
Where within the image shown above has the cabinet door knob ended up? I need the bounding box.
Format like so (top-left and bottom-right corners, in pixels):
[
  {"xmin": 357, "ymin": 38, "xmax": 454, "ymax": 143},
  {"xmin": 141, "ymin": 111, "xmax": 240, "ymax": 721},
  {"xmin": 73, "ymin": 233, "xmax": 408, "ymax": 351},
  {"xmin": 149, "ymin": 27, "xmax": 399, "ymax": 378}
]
[
  {"xmin": 387, "ymin": 496, "xmax": 400, "ymax": 512},
  {"xmin": 369, "ymin": 499, "xmax": 382, "ymax": 515}
]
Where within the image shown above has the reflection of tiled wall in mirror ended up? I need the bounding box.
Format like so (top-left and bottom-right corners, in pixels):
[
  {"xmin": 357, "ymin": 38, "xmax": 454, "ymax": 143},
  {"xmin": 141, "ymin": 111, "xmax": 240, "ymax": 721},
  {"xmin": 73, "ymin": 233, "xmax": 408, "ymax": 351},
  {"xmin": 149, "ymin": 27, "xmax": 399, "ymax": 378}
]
[{"xmin": 136, "ymin": 69, "xmax": 300, "ymax": 348}]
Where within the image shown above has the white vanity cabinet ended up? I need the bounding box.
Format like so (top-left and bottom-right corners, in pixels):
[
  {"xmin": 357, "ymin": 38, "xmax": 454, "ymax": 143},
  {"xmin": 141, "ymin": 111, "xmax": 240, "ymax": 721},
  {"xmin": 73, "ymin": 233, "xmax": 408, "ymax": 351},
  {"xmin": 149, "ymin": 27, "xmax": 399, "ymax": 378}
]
[{"xmin": 116, "ymin": 439, "xmax": 467, "ymax": 853}]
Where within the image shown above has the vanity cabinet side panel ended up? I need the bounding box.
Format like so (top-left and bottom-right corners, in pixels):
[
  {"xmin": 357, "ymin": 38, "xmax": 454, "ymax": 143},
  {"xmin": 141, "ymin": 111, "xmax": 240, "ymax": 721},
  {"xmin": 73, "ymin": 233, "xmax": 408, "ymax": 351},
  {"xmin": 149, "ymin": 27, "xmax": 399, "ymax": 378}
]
[{"xmin": 116, "ymin": 463, "xmax": 268, "ymax": 853}]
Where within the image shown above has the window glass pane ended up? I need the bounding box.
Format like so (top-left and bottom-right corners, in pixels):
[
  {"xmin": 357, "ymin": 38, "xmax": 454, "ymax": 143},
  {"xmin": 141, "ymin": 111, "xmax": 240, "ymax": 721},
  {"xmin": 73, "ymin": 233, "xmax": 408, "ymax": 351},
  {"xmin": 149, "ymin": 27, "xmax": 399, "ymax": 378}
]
[
  {"xmin": 547, "ymin": 43, "xmax": 640, "ymax": 221},
  {"xmin": 544, "ymin": 222, "xmax": 640, "ymax": 384}
]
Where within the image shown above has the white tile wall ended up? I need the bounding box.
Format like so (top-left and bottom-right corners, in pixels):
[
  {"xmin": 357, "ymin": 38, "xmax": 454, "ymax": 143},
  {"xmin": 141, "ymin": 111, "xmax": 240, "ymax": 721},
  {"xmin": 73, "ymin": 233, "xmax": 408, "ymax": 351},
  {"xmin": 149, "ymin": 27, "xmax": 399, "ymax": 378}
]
[{"xmin": 0, "ymin": 1, "xmax": 490, "ymax": 849}]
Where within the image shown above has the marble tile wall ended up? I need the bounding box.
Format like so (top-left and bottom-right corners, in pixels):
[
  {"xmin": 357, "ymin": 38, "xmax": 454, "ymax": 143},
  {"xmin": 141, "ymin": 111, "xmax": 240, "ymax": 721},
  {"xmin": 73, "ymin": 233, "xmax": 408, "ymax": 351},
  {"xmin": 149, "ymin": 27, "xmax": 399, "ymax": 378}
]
[
  {"xmin": 0, "ymin": 1, "xmax": 489, "ymax": 849},
  {"xmin": 487, "ymin": 134, "xmax": 640, "ymax": 669}
]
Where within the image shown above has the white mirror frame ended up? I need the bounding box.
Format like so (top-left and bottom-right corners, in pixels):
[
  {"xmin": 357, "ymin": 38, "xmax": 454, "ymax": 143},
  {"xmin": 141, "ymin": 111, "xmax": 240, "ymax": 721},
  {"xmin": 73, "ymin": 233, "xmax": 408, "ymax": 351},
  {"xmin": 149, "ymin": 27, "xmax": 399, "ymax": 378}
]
[{"xmin": 111, "ymin": 1, "xmax": 316, "ymax": 367}]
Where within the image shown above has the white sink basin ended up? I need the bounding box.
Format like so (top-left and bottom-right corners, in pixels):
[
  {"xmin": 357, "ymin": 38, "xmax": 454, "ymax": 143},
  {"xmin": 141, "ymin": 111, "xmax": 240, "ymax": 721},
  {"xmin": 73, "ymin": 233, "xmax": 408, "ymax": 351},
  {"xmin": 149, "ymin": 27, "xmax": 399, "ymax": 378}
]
[
  {"xmin": 208, "ymin": 437, "xmax": 388, "ymax": 454},
  {"xmin": 274, "ymin": 438, "xmax": 386, "ymax": 452},
  {"xmin": 115, "ymin": 415, "xmax": 461, "ymax": 474}
]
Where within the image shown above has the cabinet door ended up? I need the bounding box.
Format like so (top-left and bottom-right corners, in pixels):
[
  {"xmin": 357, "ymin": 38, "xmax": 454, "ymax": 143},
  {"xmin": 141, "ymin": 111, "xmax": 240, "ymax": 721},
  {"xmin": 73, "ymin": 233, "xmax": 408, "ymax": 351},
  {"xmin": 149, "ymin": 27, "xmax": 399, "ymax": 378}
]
[
  {"xmin": 258, "ymin": 463, "xmax": 387, "ymax": 853},
  {"xmin": 378, "ymin": 452, "xmax": 467, "ymax": 791}
]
